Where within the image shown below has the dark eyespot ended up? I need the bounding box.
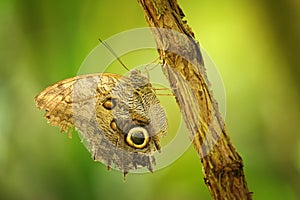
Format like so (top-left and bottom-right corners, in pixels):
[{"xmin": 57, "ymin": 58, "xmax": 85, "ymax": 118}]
[
  {"xmin": 103, "ymin": 98, "xmax": 116, "ymax": 110},
  {"xmin": 126, "ymin": 127, "xmax": 149, "ymax": 149},
  {"xmin": 131, "ymin": 131, "xmax": 145, "ymax": 145}
]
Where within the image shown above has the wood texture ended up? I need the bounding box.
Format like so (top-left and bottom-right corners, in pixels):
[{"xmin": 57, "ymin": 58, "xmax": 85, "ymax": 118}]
[{"xmin": 138, "ymin": 0, "xmax": 252, "ymax": 199}]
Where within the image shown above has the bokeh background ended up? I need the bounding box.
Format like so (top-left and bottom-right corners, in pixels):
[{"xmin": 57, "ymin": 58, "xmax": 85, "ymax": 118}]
[{"xmin": 1, "ymin": 0, "xmax": 299, "ymax": 199}]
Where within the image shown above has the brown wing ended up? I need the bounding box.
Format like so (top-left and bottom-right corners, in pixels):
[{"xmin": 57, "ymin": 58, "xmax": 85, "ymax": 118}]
[
  {"xmin": 34, "ymin": 73, "xmax": 121, "ymax": 133},
  {"xmin": 34, "ymin": 71, "xmax": 165, "ymax": 173}
]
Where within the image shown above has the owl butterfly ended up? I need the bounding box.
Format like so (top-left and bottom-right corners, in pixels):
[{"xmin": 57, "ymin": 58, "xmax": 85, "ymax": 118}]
[{"xmin": 34, "ymin": 68, "xmax": 168, "ymax": 175}]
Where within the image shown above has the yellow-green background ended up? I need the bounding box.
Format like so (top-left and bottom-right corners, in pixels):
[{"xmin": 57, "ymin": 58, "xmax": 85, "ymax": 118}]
[{"xmin": 1, "ymin": 0, "xmax": 299, "ymax": 199}]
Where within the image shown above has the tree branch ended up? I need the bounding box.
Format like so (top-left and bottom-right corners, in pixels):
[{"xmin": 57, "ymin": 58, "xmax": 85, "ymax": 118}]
[{"xmin": 138, "ymin": 0, "xmax": 252, "ymax": 199}]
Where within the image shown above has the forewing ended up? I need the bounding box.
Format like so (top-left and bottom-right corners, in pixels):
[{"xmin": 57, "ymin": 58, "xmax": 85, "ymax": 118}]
[{"xmin": 34, "ymin": 73, "xmax": 120, "ymax": 132}]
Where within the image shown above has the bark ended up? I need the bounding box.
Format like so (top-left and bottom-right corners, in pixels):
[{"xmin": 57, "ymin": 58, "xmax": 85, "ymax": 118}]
[{"xmin": 138, "ymin": 0, "xmax": 252, "ymax": 199}]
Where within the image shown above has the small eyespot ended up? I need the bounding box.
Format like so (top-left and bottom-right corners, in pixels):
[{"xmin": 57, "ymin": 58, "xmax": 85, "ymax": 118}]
[
  {"xmin": 110, "ymin": 120, "xmax": 117, "ymax": 131},
  {"xmin": 103, "ymin": 98, "xmax": 116, "ymax": 110},
  {"xmin": 126, "ymin": 127, "xmax": 149, "ymax": 149}
]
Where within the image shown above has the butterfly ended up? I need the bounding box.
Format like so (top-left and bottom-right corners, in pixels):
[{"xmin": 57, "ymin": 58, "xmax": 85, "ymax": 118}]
[{"xmin": 35, "ymin": 68, "xmax": 168, "ymax": 174}]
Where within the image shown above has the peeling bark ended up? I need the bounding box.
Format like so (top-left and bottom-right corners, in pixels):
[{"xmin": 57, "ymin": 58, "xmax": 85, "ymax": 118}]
[{"xmin": 138, "ymin": 0, "xmax": 252, "ymax": 199}]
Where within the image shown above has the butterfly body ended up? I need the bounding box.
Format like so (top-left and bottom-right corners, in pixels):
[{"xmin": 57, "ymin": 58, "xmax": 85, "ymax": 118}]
[{"xmin": 35, "ymin": 70, "xmax": 167, "ymax": 173}]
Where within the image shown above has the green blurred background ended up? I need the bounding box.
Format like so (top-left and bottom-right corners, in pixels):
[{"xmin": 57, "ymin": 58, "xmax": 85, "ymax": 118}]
[{"xmin": 0, "ymin": 0, "xmax": 299, "ymax": 199}]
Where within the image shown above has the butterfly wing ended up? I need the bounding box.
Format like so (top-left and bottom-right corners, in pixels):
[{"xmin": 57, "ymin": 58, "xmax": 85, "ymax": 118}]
[
  {"xmin": 34, "ymin": 73, "xmax": 160, "ymax": 173},
  {"xmin": 35, "ymin": 73, "xmax": 120, "ymax": 133}
]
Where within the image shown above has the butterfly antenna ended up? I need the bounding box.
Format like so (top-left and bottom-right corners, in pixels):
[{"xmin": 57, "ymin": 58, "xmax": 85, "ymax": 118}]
[{"xmin": 98, "ymin": 38, "xmax": 130, "ymax": 71}]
